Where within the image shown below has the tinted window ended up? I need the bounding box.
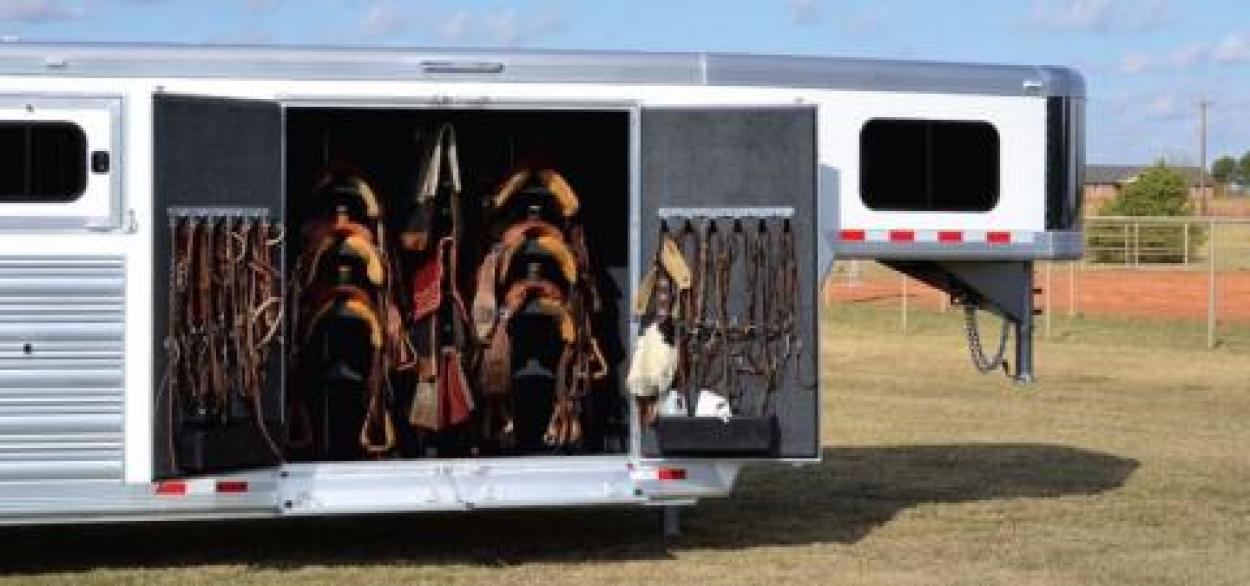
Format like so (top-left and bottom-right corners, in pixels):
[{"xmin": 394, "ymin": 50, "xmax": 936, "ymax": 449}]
[
  {"xmin": 0, "ymin": 122, "xmax": 88, "ymax": 203},
  {"xmin": 860, "ymin": 119, "xmax": 999, "ymax": 212}
]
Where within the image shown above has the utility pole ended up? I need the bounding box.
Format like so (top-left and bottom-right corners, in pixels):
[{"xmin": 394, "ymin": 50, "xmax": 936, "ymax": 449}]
[
  {"xmin": 1199, "ymin": 99, "xmax": 1209, "ymax": 216},
  {"xmin": 1200, "ymin": 99, "xmax": 1216, "ymax": 349}
]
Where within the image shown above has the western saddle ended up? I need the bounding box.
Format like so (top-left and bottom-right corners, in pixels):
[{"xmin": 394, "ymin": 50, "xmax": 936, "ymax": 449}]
[{"xmin": 288, "ymin": 124, "xmax": 607, "ymax": 458}]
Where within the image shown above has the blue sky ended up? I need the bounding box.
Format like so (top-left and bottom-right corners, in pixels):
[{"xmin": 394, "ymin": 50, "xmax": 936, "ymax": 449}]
[{"xmin": 1, "ymin": 0, "xmax": 1247, "ymax": 164}]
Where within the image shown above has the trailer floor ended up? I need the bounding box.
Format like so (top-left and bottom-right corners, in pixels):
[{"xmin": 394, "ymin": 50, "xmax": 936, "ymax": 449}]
[{"xmin": 1, "ymin": 305, "xmax": 1247, "ymax": 586}]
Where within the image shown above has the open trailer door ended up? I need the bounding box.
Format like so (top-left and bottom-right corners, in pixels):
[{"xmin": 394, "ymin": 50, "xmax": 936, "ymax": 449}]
[
  {"xmin": 637, "ymin": 106, "xmax": 819, "ymax": 460},
  {"xmin": 152, "ymin": 94, "xmax": 285, "ymax": 478}
]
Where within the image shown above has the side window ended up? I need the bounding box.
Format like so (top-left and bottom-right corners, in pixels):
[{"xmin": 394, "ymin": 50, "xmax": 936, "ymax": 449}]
[
  {"xmin": 860, "ymin": 118, "xmax": 999, "ymax": 212},
  {"xmin": 0, "ymin": 121, "xmax": 88, "ymax": 203}
]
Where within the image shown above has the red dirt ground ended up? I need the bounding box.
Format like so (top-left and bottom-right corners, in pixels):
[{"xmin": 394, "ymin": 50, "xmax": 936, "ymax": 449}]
[{"xmin": 825, "ymin": 268, "xmax": 1250, "ymax": 324}]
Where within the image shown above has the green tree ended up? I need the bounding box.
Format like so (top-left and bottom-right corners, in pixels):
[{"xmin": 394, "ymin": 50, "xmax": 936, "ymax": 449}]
[
  {"xmin": 1091, "ymin": 161, "xmax": 1203, "ymax": 264},
  {"xmin": 1101, "ymin": 161, "xmax": 1191, "ymax": 216},
  {"xmin": 1212, "ymin": 155, "xmax": 1237, "ymax": 185},
  {"xmin": 1239, "ymin": 151, "xmax": 1250, "ymax": 186}
]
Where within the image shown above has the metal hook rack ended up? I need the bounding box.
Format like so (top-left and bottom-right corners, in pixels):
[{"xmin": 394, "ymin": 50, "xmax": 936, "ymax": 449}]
[
  {"xmin": 656, "ymin": 206, "xmax": 795, "ymax": 220},
  {"xmin": 167, "ymin": 206, "xmax": 272, "ymax": 226}
]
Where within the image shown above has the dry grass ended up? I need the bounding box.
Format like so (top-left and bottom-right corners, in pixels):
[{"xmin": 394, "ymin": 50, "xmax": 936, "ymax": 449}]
[{"xmin": 1, "ymin": 305, "xmax": 1247, "ymax": 585}]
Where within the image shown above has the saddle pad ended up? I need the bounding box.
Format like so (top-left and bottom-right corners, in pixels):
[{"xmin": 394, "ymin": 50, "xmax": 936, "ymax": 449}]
[
  {"xmin": 440, "ymin": 348, "xmax": 474, "ymax": 427},
  {"xmin": 478, "ymin": 325, "xmax": 511, "ymax": 397},
  {"xmin": 470, "ymin": 246, "xmax": 502, "ymax": 341},
  {"xmin": 411, "ymin": 249, "xmax": 443, "ymax": 321}
]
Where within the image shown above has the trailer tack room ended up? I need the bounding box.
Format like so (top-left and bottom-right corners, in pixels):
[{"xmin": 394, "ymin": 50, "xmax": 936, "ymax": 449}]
[{"xmin": 0, "ymin": 44, "xmax": 1082, "ymax": 526}]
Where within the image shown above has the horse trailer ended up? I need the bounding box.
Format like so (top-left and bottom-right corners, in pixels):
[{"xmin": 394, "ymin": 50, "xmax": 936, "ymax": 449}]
[{"xmin": 0, "ymin": 43, "xmax": 1082, "ymax": 527}]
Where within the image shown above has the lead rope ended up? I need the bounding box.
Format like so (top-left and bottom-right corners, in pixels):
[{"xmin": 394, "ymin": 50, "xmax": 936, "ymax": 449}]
[
  {"xmin": 162, "ymin": 218, "xmax": 188, "ymax": 472},
  {"xmin": 245, "ymin": 218, "xmax": 285, "ymax": 459},
  {"xmin": 681, "ymin": 221, "xmax": 705, "ymax": 415}
]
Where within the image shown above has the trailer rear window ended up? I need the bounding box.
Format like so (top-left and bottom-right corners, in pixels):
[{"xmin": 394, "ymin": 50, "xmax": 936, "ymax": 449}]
[
  {"xmin": 860, "ymin": 119, "xmax": 999, "ymax": 213},
  {"xmin": 0, "ymin": 121, "xmax": 88, "ymax": 203}
]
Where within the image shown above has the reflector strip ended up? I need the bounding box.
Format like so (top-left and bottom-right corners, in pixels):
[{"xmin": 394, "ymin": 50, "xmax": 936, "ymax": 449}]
[
  {"xmin": 154, "ymin": 481, "xmax": 187, "ymax": 496},
  {"xmin": 657, "ymin": 467, "xmax": 687, "ymax": 481},
  {"xmin": 215, "ymin": 480, "xmax": 249, "ymax": 494},
  {"xmin": 836, "ymin": 228, "xmax": 1033, "ymax": 245},
  {"xmin": 839, "ymin": 229, "xmax": 866, "ymax": 242},
  {"xmin": 888, "ymin": 229, "xmax": 915, "ymax": 242}
]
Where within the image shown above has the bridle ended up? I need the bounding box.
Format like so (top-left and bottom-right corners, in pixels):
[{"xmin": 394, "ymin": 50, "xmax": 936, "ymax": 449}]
[
  {"xmin": 164, "ymin": 212, "xmax": 285, "ymax": 471},
  {"xmin": 634, "ymin": 215, "xmax": 799, "ymax": 419}
]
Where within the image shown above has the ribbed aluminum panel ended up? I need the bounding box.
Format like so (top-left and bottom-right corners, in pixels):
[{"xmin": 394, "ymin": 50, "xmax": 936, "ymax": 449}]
[{"xmin": 0, "ymin": 257, "xmax": 124, "ymax": 483}]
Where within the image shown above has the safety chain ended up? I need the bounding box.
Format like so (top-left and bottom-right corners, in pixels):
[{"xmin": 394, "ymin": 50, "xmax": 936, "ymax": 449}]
[{"xmin": 961, "ymin": 302, "xmax": 1011, "ymax": 375}]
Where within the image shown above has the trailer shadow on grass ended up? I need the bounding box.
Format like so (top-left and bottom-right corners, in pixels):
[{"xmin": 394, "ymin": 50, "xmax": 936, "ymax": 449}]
[{"xmin": 0, "ymin": 443, "xmax": 1136, "ymax": 575}]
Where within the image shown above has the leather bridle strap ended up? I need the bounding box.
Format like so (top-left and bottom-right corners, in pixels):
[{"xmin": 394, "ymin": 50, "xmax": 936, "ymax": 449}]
[
  {"xmin": 163, "ymin": 218, "xmax": 191, "ymax": 471},
  {"xmin": 164, "ymin": 213, "xmax": 286, "ymax": 468}
]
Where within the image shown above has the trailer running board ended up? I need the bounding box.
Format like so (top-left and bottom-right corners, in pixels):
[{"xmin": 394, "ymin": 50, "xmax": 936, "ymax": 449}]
[
  {"xmin": 275, "ymin": 457, "xmax": 744, "ymax": 515},
  {"xmin": 0, "ymin": 457, "xmax": 744, "ymax": 525}
]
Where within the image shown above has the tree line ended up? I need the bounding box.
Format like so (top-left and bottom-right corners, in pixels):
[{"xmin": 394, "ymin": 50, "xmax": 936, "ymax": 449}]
[{"xmin": 1211, "ymin": 152, "xmax": 1250, "ymax": 186}]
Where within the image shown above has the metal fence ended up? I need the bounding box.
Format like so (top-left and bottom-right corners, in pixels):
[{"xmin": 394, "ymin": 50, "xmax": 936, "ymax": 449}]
[{"xmin": 824, "ymin": 216, "xmax": 1250, "ymax": 350}]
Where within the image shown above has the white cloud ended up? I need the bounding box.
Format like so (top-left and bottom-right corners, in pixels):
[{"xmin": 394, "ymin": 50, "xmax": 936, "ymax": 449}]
[
  {"xmin": 1116, "ymin": 31, "xmax": 1250, "ymax": 74},
  {"xmin": 1168, "ymin": 43, "xmax": 1208, "ymax": 68},
  {"xmin": 1145, "ymin": 92, "xmax": 1182, "ymax": 119},
  {"xmin": 435, "ymin": 8, "xmax": 470, "ymax": 43},
  {"xmin": 214, "ymin": 26, "xmax": 273, "ymax": 45},
  {"xmin": 246, "ymin": 0, "xmax": 277, "ymax": 12},
  {"xmin": 789, "ymin": 0, "xmax": 821, "ymax": 26},
  {"xmin": 427, "ymin": 4, "xmax": 562, "ymax": 46},
  {"xmin": 0, "ymin": 0, "xmax": 81, "ymax": 23},
  {"xmin": 1119, "ymin": 51, "xmax": 1151, "ymax": 74},
  {"xmin": 1211, "ymin": 33, "xmax": 1250, "ymax": 63},
  {"xmin": 844, "ymin": 5, "xmax": 888, "ymax": 39},
  {"xmin": 1089, "ymin": 87, "xmax": 1250, "ymax": 163},
  {"xmin": 358, "ymin": 0, "xmax": 409, "ymax": 38},
  {"xmin": 1029, "ymin": 0, "xmax": 1171, "ymax": 32},
  {"xmin": 483, "ymin": 9, "xmax": 523, "ymax": 46},
  {"xmin": 356, "ymin": 1, "xmax": 563, "ymax": 46}
]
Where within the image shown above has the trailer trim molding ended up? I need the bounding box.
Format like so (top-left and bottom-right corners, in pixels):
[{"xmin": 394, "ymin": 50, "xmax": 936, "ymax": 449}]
[
  {"xmin": 0, "ymin": 43, "xmax": 1085, "ymax": 98},
  {"xmin": 831, "ymin": 229, "xmax": 1082, "ymax": 260}
]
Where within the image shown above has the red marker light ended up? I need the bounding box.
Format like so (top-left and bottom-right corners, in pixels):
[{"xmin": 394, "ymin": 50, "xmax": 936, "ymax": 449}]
[
  {"xmin": 215, "ymin": 480, "xmax": 249, "ymax": 494},
  {"xmin": 657, "ymin": 467, "xmax": 687, "ymax": 481},
  {"xmin": 154, "ymin": 481, "xmax": 187, "ymax": 496},
  {"xmin": 888, "ymin": 229, "xmax": 915, "ymax": 242},
  {"xmin": 839, "ymin": 229, "xmax": 866, "ymax": 242},
  {"xmin": 987, "ymin": 231, "xmax": 1012, "ymax": 244}
]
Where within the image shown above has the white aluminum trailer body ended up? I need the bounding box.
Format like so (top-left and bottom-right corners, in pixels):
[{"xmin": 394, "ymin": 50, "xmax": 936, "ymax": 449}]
[{"xmin": 0, "ymin": 44, "xmax": 1083, "ymax": 525}]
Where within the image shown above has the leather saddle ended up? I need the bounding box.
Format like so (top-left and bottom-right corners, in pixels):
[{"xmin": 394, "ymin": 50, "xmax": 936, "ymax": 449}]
[
  {"xmin": 306, "ymin": 165, "xmax": 382, "ymax": 226},
  {"xmin": 492, "ymin": 167, "xmax": 580, "ymax": 219},
  {"xmin": 290, "ymin": 165, "xmax": 399, "ymax": 456},
  {"xmin": 303, "ymin": 231, "xmax": 386, "ymax": 290},
  {"xmin": 301, "ymin": 285, "xmax": 384, "ymax": 385}
]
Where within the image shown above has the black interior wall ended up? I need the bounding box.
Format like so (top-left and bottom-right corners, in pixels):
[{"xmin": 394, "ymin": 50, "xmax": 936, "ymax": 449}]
[
  {"xmin": 152, "ymin": 95, "xmax": 285, "ymax": 478},
  {"xmin": 284, "ymin": 108, "xmax": 632, "ymax": 454},
  {"xmin": 639, "ymin": 107, "xmax": 819, "ymax": 459}
]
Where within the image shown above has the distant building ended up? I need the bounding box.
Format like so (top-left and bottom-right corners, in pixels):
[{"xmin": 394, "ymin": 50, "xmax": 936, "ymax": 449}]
[{"xmin": 1084, "ymin": 164, "xmax": 1216, "ymax": 215}]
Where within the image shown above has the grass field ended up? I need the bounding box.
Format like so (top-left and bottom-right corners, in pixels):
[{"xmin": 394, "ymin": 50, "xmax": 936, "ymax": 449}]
[{"xmin": 1, "ymin": 305, "xmax": 1247, "ymax": 585}]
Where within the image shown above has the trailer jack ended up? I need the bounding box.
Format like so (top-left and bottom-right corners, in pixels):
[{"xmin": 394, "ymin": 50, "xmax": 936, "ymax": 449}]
[{"xmin": 884, "ymin": 260, "xmax": 1036, "ymax": 384}]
